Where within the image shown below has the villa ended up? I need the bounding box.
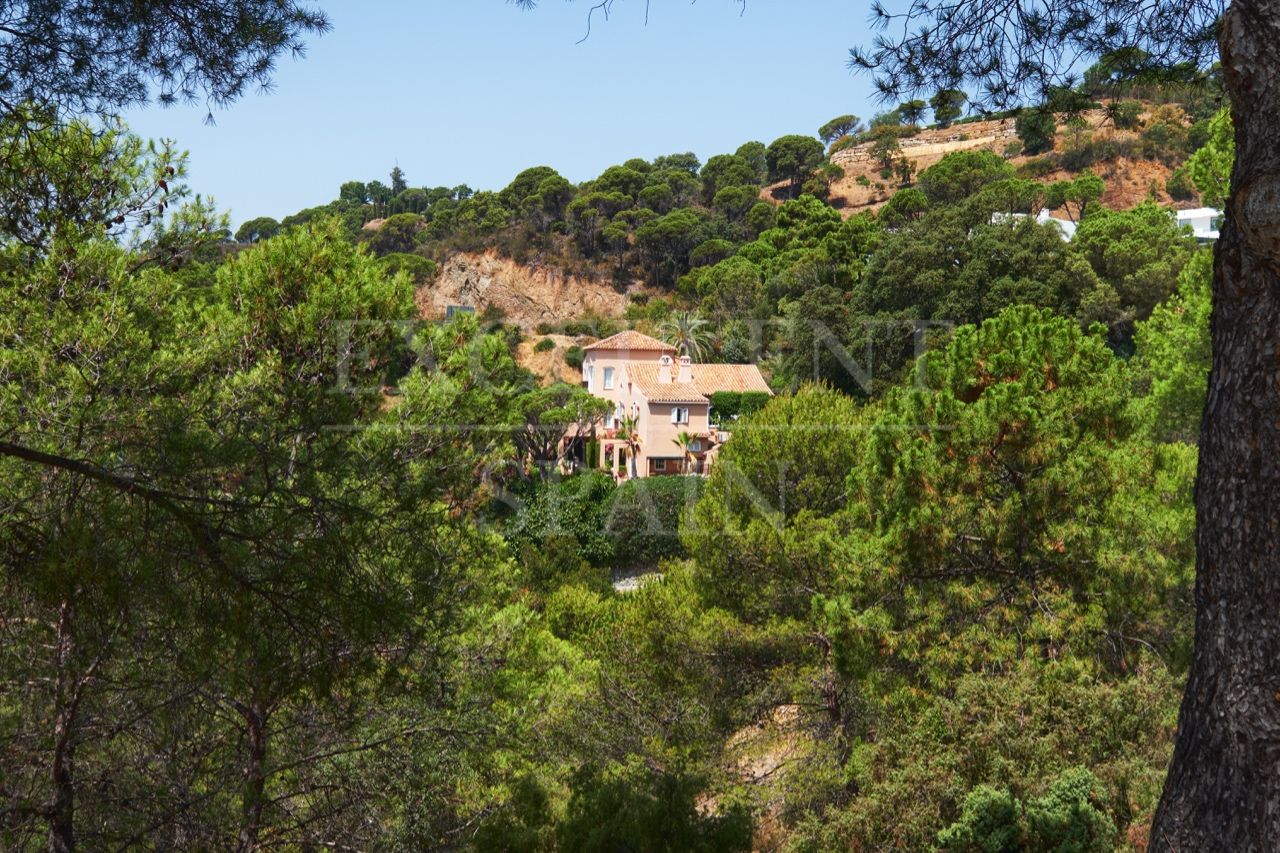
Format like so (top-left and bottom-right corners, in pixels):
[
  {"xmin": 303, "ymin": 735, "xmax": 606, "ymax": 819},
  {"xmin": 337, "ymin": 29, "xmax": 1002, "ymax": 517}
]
[
  {"xmin": 991, "ymin": 206, "xmax": 1223, "ymax": 243},
  {"xmin": 576, "ymin": 330, "xmax": 771, "ymax": 478},
  {"xmin": 1174, "ymin": 207, "xmax": 1223, "ymax": 243}
]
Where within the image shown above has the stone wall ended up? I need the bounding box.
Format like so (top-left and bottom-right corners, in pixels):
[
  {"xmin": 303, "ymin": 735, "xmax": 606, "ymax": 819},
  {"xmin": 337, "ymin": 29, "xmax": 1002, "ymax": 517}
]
[{"xmin": 832, "ymin": 124, "xmax": 1019, "ymax": 167}]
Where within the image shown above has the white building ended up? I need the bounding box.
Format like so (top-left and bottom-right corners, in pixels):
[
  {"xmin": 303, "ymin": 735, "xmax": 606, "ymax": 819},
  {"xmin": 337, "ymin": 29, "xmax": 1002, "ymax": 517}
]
[
  {"xmin": 1175, "ymin": 207, "xmax": 1223, "ymax": 243},
  {"xmin": 992, "ymin": 206, "xmax": 1223, "ymax": 244},
  {"xmin": 990, "ymin": 209, "xmax": 1078, "ymax": 240}
]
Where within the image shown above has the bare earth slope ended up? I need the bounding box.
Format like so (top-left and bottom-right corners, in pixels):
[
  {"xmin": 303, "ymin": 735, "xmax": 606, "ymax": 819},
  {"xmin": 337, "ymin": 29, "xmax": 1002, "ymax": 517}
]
[{"xmin": 417, "ymin": 250, "xmax": 642, "ymax": 331}]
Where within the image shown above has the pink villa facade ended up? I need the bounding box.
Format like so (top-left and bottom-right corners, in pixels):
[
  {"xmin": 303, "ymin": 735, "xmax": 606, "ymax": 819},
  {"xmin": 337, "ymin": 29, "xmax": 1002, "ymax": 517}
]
[{"xmin": 576, "ymin": 331, "xmax": 771, "ymax": 479}]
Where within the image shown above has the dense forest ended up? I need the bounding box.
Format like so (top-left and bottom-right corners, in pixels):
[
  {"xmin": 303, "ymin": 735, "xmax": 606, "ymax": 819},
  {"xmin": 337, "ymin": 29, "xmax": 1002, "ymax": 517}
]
[{"xmin": 0, "ymin": 3, "xmax": 1256, "ymax": 850}]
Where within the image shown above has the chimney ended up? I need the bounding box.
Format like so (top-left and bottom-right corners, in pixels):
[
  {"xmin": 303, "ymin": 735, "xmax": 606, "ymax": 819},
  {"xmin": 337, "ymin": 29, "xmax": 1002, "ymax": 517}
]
[
  {"xmin": 678, "ymin": 355, "xmax": 693, "ymax": 384},
  {"xmin": 658, "ymin": 354, "xmax": 673, "ymax": 384}
]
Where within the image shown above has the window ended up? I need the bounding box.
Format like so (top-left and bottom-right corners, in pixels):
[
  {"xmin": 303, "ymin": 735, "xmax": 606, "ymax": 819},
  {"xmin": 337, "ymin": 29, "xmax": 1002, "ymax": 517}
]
[
  {"xmin": 690, "ymin": 439, "xmax": 702, "ymax": 452},
  {"xmin": 603, "ymin": 367, "xmax": 615, "ymax": 390},
  {"xmin": 671, "ymin": 407, "xmax": 689, "ymax": 425},
  {"xmin": 586, "ymin": 367, "xmax": 595, "ymax": 393},
  {"xmin": 654, "ymin": 459, "xmax": 667, "ymax": 472}
]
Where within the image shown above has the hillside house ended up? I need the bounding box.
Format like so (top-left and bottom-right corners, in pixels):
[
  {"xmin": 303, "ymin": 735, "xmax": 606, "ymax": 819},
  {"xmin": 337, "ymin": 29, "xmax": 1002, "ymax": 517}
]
[
  {"xmin": 992, "ymin": 206, "xmax": 1223, "ymax": 243},
  {"xmin": 576, "ymin": 330, "xmax": 771, "ymax": 478},
  {"xmin": 1175, "ymin": 207, "xmax": 1223, "ymax": 243}
]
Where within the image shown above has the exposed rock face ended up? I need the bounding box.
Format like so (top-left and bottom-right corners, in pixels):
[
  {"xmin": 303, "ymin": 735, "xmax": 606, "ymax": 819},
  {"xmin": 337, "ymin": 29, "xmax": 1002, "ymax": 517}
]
[{"xmin": 418, "ymin": 251, "xmax": 636, "ymax": 330}]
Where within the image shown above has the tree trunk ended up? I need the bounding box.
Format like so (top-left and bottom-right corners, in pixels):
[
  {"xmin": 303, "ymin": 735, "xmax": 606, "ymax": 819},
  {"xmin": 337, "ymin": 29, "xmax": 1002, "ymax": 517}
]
[
  {"xmin": 48, "ymin": 601, "xmax": 76, "ymax": 853},
  {"xmin": 236, "ymin": 702, "xmax": 269, "ymax": 853},
  {"xmin": 1151, "ymin": 1, "xmax": 1280, "ymax": 848}
]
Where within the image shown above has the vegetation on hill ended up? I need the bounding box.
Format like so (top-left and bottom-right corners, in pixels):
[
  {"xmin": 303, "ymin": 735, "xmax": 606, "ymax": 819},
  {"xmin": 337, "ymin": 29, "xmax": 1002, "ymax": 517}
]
[{"xmin": 0, "ymin": 11, "xmax": 1235, "ymax": 850}]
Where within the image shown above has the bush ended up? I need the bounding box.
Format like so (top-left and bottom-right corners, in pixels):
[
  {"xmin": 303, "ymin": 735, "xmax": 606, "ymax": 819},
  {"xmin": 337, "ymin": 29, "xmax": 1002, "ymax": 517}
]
[
  {"xmin": 1025, "ymin": 768, "xmax": 1116, "ymax": 852},
  {"xmin": 708, "ymin": 391, "xmax": 771, "ymax": 421},
  {"xmin": 377, "ymin": 252, "xmax": 437, "ymax": 284},
  {"xmin": 938, "ymin": 769, "xmax": 1116, "ymax": 853},
  {"xmin": 1141, "ymin": 121, "xmax": 1189, "ymax": 163},
  {"xmin": 505, "ymin": 471, "xmax": 617, "ymax": 566},
  {"xmin": 937, "ymin": 786, "xmax": 1022, "ymax": 853},
  {"xmin": 1015, "ymin": 108, "xmax": 1057, "ymax": 155},
  {"xmin": 1167, "ymin": 169, "xmax": 1192, "ymax": 202},
  {"xmin": 518, "ymin": 534, "xmax": 612, "ymax": 595},
  {"xmin": 1016, "ymin": 156, "xmax": 1057, "ymax": 178},
  {"xmin": 563, "ymin": 315, "xmax": 621, "ymax": 337},
  {"xmin": 564, "ymin": 345, "xmax": 585, "ymax": 370},
  {"xmin": 606, "ymin": 476, "xmax": 706, "ymax": 566},
  {"xmin": 533, "ymin": 337, "xmax": 555, "ymax": 353},
  {"xmin": 1107, "ymin": 99, "xmax": 1145, "ymax": 130}
]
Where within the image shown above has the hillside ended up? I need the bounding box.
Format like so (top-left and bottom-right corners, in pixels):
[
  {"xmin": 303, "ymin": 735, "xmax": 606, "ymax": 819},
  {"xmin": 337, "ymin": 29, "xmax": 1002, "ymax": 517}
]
[
  {"xmin": 416, "ymin": 250, "xmax": 646, "ymax": 331},
  {"xmin": 815, "ymin": 106, "xmax": 1197, "ymax": 216}
]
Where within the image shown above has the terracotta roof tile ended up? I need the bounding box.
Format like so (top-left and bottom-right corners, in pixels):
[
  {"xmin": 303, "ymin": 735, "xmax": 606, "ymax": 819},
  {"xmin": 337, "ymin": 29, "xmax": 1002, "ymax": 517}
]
[
  {"xmin": 625, "ymin": 362, "xmax": 773, "ymax": 404},
  {"xmin": 690, "ymin": 364, "xmax": 772, "ymax": 396},
  {"xmin": 583, "ymin": 330, "xmax": 677, "ymax": 353},
  {"xmin": 627, "ymin": 364, "xmax": 708, "ymax": 404}
]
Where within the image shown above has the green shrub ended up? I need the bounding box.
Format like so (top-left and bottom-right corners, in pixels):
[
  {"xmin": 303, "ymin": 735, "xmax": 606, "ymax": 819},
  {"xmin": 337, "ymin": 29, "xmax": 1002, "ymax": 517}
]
[
  {"xmin": 564, "ymin": 345, "xmax": 585, "ymax": 370},
  {"xmin": 1141, "ymin": 121, "xmax": 1189, "ymax": 163},
  {"xmin": 1016, "ymin": 156, "xmax": 1057, "ymax": 178},
  {"xmin": 606, "ymin": 476, "xmax": 706, "ymax": 567},
  {"xmin": 938, "ymin": 769, "xmax": 1116, "ymax": 853},
  {"xmin": 533, "ymin": 337, "xmax": 555, "ymax": 353},
  {"xmin": 518, "ymin": 534, "xmax": 612, "ymax": 595},
  {"xmin": 505, "ymin": 471, "xmax": 617, "ymax": 566},
  {"xmin": 709, "ymin": 390, "xmax": 772, "ymax": 420},
  {"xmin": 563, "ymin": 316, "xmax": 620, "ymax": 337},
  {"xmin": 1024, "ymin": 768, "xmax": 1116, "ymax": 853},
  {"xmin": 376, "ymin": 252, "xmax": 437, "ymax": 284},
  {"xmin": 937, "ymin": 786, "xmax": 1022, "ymax": 853},
  {"xmin": 1015, "ymin": 108, "xmax": 1057, "ymax": 155},
  {"xmin": 740, "ymin": 391, "xmax": 770, "ymax": 415},
  {"xmin": 1107, "ymin": 99, "xmax": 1145, "ymax": 130}
]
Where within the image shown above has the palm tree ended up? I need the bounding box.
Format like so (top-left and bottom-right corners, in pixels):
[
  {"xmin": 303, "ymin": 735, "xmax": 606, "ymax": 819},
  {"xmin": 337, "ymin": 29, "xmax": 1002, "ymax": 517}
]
[
  {"xmin": 659, "ymin": 311, "xmax": 711, "ymax": 362},
  {"xmin": 672, "ymin": 431, "xmax": 697, "ymax": 475},
  {"xmin": 618, "ymin": 414, "xmax": 642, "ymax": 479}
]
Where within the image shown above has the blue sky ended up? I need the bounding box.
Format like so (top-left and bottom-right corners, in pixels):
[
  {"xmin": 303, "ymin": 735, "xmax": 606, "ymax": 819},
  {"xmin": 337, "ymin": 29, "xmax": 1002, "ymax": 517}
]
[{"xmin": 123, "ymin": 1, "xmax": 882, "ymax": 225}]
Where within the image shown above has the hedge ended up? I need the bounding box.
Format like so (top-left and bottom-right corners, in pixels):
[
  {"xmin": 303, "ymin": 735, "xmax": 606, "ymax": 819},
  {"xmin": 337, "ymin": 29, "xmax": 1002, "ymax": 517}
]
[{"xmin": 708, "ymin": 391, "xmax": 771, "ymax": 421}]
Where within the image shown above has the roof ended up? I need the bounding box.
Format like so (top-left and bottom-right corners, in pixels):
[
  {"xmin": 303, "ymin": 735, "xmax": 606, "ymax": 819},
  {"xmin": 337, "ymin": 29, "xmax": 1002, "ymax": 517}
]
[
  {"xmin": 691, "ymin": 363, "xmax": 772, "ymax": 396},
  {"xmin": 583, "ymin": 330, "xmax": 677, "ymax": 353},
  {"xmin": 627, "ymin": 364, "xmax": 708, "ymax": 404},
  {"xmin": 627, "ymin": 362, "xmax": 773, "ymax": 405},
  {"xmin": 1176, "ymin": 207, "xmax": 1222, "ymax": 219}
]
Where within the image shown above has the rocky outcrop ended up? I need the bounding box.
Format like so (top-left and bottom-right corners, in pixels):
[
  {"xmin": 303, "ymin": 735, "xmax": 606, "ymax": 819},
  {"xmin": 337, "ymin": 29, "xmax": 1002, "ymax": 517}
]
[{"xmin": 418, "ymin": 251, "xmax": 638, "ymax": 330}]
